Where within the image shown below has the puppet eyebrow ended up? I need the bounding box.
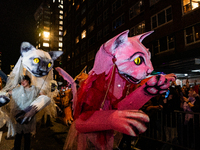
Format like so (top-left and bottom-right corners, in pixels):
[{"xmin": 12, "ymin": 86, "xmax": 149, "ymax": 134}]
[{"xmin": 128, "ymin": 52, "xmax": 145, "ymax": 60}]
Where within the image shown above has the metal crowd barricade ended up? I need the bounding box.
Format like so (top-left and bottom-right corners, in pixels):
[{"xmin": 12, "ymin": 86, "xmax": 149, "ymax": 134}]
[{"xmin": 140, "ymin": 110, "xmax": 200, "ymax": 150}]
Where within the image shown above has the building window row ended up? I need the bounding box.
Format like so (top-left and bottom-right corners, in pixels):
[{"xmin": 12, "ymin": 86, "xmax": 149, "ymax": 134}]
[
  {"xmin": 112, "ymin": 0, "xmax": 124, "ymax": 13},
  {"xmin": 129, "ymin": 21, "xmax": 145, "ymax": 37},
  {"xmin": 97, "ymin": 30, "xmax": 102, "ymax": 40},
  {"xmin": 150, "ymin": 0, "xmax": 160, "ymax": 6},
  {"xmin": 112, "ymin": 14, "xmax": 125, "ymax": 30},
  {"xmin": 151, "ymin": 6, "xmax": 172, "ymax": 29},
  {"xmin": 88, "ymin": 22, "xmax": 95, "ymax": 33},
  {"xmin": 153, "ymin": 34, "xmax": 175, "ymax": 54},
  {"xmin": 103, "ymin": 24, "xmax": 109, "ymax": 36},
  {"xmin": 129, "ymin": 0, "xmax": 144, "ymax": 19},
  {"xmin": 88, "ymin": 35, "xmax": 96, "ymax": 47},
  {"xmin": 185, "ymin": 22, "xmax": 200, "ymax": 45},
  {"xmin": 81, "ymin": 55, "xmax": 86, "ymax": 65},
  {"xmin": 183, "ymin": 0, "xmax": 200, "ymax": 14}
]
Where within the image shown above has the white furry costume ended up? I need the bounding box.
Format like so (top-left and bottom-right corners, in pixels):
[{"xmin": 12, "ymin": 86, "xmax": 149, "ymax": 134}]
[{"xmin": 0, "ymin": 42, "xmax": 63, "ymax": 137}]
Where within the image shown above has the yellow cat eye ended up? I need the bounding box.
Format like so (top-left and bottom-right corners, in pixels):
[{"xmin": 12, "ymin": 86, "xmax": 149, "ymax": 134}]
[
  {"xmin": 48, "ymin": 62, "xmax": 52, "ymax": 68},
  {"xmin": 33, "ymin": 58, "xmax": 40, "ymax": 64},
  {"xmin": 134, "ymin": 57, "xmax": 141, "ymax": 65}
]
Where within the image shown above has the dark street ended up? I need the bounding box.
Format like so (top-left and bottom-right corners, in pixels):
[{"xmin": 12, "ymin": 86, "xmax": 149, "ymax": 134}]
[{"xmin": 0, "ymin": 118, "xmax": 70, "ymax": 150}]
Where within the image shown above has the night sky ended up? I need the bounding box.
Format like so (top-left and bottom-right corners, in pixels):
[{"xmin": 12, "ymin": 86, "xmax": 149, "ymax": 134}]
[{"xmin": 0, "ymin": 0, "xmax": 42, "ymax": 74}]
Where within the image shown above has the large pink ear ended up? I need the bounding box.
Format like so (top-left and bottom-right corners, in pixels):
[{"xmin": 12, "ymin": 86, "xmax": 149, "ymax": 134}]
[
  {"xmin": 133, "ymin": 31, "xmax": 154, "ymax": 43},
  {"xmin": 104, "ymin": 30, "xmax": 129, "ymax": 55}
]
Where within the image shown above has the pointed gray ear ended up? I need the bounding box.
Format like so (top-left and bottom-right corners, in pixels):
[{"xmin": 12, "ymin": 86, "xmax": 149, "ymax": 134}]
[
  {"xmin": 104, "ymin": 30, "xmax": 129, "ymax": 55},
  {"xmin": 49, "ymin": 51, "xmax": 63, "ymax": 60},
  {"xmin": 20, "ymin": 42, "xmax": 35, "ymax": 57}
]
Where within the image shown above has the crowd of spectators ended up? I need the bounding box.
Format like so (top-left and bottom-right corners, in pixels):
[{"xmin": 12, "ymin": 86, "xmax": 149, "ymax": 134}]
[{"xmin": 141, "ymin": 79, "xmax": 200, "ymax": 149}]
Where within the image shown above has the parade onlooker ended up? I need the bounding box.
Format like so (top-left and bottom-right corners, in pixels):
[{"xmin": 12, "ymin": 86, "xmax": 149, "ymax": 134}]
[
  {"xmin": 141, "ymin": 94, "xmax": 164, "ymax": 139},
  {"xmin": 182, "ymin": 87, "xmax": 200, "ymax": 148},
  {"xmin": 193, "ymin": 80, "xmax": 199, "ymax": 94}
]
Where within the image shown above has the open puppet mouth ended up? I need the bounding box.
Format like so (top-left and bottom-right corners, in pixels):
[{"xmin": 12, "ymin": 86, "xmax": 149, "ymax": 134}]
[{"xmin": 120, "ymin": 73, "xmax": 141, "ymax": 84}]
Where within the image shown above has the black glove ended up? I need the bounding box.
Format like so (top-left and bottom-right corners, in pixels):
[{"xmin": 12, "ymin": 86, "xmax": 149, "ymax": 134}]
[
  {"xmin": 15, "ymin": 105, "xmax": 38, "ymax": 124},
  {"xmin": 0, "ymin": 95, "xmax": 10, "ymax": 107}
]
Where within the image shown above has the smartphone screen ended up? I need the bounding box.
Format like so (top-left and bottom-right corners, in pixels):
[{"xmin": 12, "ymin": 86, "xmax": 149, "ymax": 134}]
[{"xmin": 165, "ymin": 90, "xmax": 170, "ymax": 98}]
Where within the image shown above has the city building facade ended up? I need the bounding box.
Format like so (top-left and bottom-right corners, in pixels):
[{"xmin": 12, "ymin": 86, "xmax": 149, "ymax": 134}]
[
  {"xmin": 62, "ymin": 0, "xmax": 200, "ymax": 80},
  {"xmin": 34, "ymin": 0, "xmax": 64, "ymax": 80}
]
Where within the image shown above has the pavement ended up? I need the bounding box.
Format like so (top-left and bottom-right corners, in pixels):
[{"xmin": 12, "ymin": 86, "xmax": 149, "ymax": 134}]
[{"xmin": 0, "ymin": 118, "xmax": 70, "ymax": 150}]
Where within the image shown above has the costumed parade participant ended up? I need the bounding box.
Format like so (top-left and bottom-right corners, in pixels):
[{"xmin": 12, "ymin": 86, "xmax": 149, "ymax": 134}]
[
  {"xmin": 0, "ymin": 42, "xmax": 63, "ymax": 149},
  {"xmin": 54, "ymin": 66, "xmax": 88, "ymax": 125},
  {"xmin": 56, "ymin": 30, "xmax": 176, "ymax": 150}
]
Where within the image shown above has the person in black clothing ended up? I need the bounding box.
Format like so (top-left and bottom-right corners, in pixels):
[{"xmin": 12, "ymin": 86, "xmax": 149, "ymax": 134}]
[
  {"xmin": 162, "ymin": 85, "xmax": 182, "ymax": 143},
  {"xmin": 182, "ymin": 87, "xmax": 200, "ymax": 149}
]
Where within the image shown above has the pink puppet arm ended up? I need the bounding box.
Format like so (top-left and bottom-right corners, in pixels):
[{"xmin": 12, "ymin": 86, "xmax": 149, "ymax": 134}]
[
  {"xmin": 75, "ymin": 109, "xmax": 149, "ymax": 136},
  {"xmin": 118, "ymin": 73, "xmax": 176, "ymax": 110}
]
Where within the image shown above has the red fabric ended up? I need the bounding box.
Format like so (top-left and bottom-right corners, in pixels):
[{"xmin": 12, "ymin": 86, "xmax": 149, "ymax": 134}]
[{"xmin": 193, "ymin": 85, "xmax": 199, "ymax": 94}]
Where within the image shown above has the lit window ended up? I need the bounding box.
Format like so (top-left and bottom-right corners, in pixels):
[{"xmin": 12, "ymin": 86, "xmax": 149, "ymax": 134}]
[
  {"xmin": 43, "ymin": 31, "xmax": 50, "ymax": 38},
  {"xmin": 59, "ymin": 21, "xmax": 63, "ymax": 25},
  {"xmin": 58, "ymin": 4, "xmax": 63, "ymax": 9},
  {"xmin": 39, "ymin": 33, "xmax": 41, "ymax": 37},
  {"xmin": 53, "ymin": 0, "xmax": 55, "ymax": 3},
  {"xmin": 59, "ymin": 31, "xmax": 63, "ymax": 36},
  {"xmin": 63, "ymin": 30, "xmax": 67, "ymax": 36},
  {"xmin": 76, "ymin": 4, "xmax": 80, "ymax": 10},
  {"xmin": 43, "ymin": 42, "xmax": 49, "ymax": 47},
  {"xmin": 59, "ymin": 42, "xmax": 63, "ymax": 47},
  {"xmin": 183, "ymin": 0, "xmax": 200, "ymax": 14},
  {"xmin": 81, "ymin": 30, "xmax": 86, "ymax": 39},
  {"xmin": 43, "ymin": 38, "xmax": 49, "ymax": 41},
  {"xmin": 185, "ymin": 23, "xmax": 200, "ymax": 44},
  {"xmin": 60, "ymin": 10, "xmax": 63, "ymax": 14},
  {"xmin": 88, "ymin": 22, "xmax": 95, "ymax": 33},
  {"xmin": 58, "ymin": 0, "xmax": 60, "ymax": 2},
  {"xmin": 81, "ymin": 17, "xmax": 86, "ymax": 27},
  {"xmin": 76, "ymin": 36, "xmax": 79, "ymax": 43},
  {"xmin": 39, "ymin": 43, "xmax": 41, "ymax": 48},
  {"xmin": 59, "ymin": 26, "xmax": 63, "ymax": 30},
  {"xmin": 59, "ymin": 48, "xmax": 62, "ymax": 51},
  {"xmin": 59, "ymin": 37, "xmax": 63, "ymax": 41},
  {"xmin": 44, "ymin": 26, "xmax": 50, "ymax": 30},
  {"xmin": 130, "ymin": 21, "xmax": 145, "ymax": 36},
  {"xmin": 61, "ymin": 0, "xmax": 63, "ymax": 4},
  {"xmin": 59, "ymin": 15, "xmax": 63, "ymax": 19}
]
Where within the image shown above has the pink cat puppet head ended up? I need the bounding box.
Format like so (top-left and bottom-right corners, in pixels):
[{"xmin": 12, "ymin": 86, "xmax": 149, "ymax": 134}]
[{"xmin": 91, "ymin": 30, "xmax": 154, "ymax": 84}]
